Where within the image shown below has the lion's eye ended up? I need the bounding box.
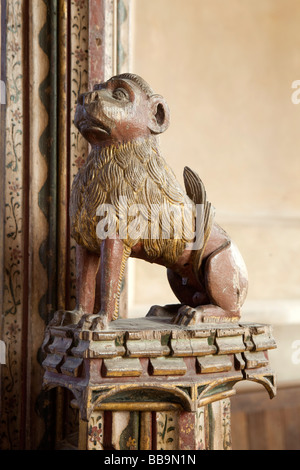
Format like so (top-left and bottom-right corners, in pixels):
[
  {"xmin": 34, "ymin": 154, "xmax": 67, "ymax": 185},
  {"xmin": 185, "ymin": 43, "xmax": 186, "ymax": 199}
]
[{"xmin": 112, "ymin": 88, "xmax": 129, "ymax": 101}]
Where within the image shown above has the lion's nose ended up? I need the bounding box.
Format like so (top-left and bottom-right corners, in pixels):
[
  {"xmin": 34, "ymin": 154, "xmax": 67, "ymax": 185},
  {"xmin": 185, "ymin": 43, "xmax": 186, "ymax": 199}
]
[{"xmin": 82, "ymin": 91, "xmax": 99, "ymax": 105}]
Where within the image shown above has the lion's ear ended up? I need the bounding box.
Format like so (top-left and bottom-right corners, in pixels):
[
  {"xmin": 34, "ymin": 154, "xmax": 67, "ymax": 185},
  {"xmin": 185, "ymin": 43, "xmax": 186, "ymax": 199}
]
[{"xmin": 148, "ymin": 94, "xmax": 170, "ymax": 134}]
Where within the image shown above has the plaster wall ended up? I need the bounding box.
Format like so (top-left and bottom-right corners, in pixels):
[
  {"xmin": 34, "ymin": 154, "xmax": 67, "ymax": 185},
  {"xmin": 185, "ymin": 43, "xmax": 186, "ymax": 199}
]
[{"xmin": 129, "ymin": 0, "xmax": 300, "ymax": 384}]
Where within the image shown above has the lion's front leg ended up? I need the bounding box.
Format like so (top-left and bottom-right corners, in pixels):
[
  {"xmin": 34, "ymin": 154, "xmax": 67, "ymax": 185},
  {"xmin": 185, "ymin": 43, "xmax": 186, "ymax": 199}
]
[
  {"xmin": 75, "ymin": 244, "xmax": 101, "ymax": 315},
  {"xmin": 50, "ymin": 245, "xmax": 100, "ymax": 327},
  {"xmin": 80, "ymin": 238, "xmax": 131, "ymax": 331},
  {"xmin": 173, "ymin": 304, "xmax": 240, "ymax": 325}
]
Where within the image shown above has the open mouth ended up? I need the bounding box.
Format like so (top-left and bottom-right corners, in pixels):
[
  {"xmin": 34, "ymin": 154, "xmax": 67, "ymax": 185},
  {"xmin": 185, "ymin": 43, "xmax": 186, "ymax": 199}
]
[{"xmin": 76, "ymin": 108, "xmax": 110, "ymax": 136}]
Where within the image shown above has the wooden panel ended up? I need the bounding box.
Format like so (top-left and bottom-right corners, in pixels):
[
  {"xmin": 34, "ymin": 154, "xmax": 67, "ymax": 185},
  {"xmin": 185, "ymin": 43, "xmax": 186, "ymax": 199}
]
[
  {"xmin": 0, "ymin": 1, "xmax": 5, "ymax": 352},
  {"xmin": 1, "ymin": 0, "xmax": 25, "ymax": 450},
  {"xmin": 116, "ymin": 411, "xmax": 139, "ymax": 450},
  {"xmin": 247, "ymin": 411, "xmax": 267, "ymax": 450},
  {"xmin": 140, "ymin": 411, "xmax": 152, "ymax": 450},
  {"xmin": 264, "ymin": 408, "xmax": 285, "ymax": 450},
  {"xmin": 230, "ymin": 411, "xmax": 248, "ymax": 450},
  {"xmin": 89, "ymin": 0, "xmax": 105, "ymax": 87},
  {"xmin": 55, "ymin": 0, "xmax": 69, "ymax": 446},
  {"xmin": 28, "ymin": 0, "xmax": 55, "ymax": 449},
  {"xmin": 69, "ymin": 0, "xmax": 89, "ymax": 309},
  {"xmin": 207, "ymin": 399, "xmax": 232, "ymax": 450},
  {"xmin": 283, "ymin": 406, "xmax": 300, "ymax": 450},
  {"xmin": 57, "ymin": 0, "xmax": 69, "ymax": 312},
  {"xmin": 231, "ymin": 384, "xmax": 300, "ymax": 450},
  {"xmin": 88, "ymin": 0, "xmax": 115, "ymax": 87},
  {"xmin": 156, "ymin": 411, "xmax": 179, "ymax": 450},
  {"xmin": 87, "ymin": 410, "xmax": 104, "ymax": 450},
  {"xmin": 111, "ymin": 411, "xmax": 131, "ymax": 449},
  {"xmin": 178, "ymin": 412, "xmax": 196, "ymax": 450},
  {"xmin": 116, "ymin": 0, "xmax": 132, "ymax": 74},
  {"xmin": 195, "ymin": 406, "xmax": 206, "ymax": 450}
]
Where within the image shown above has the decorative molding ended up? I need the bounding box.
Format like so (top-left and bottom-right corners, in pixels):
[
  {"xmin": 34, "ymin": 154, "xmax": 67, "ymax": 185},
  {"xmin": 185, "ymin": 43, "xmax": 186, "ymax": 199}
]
[
  {"xmin": 69, "ymin": 0, "xmax": 89, "ymax": 308},
  {"xmin": 1, "ymin": 0, "xmax": 24, "ymax": 450}
]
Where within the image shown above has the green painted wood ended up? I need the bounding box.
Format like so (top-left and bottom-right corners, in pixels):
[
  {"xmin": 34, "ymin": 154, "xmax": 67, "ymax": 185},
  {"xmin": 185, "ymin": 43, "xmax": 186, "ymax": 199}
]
[{"xmin": 119, "ymin": 411, "xmax": 139, "ymax": 450}]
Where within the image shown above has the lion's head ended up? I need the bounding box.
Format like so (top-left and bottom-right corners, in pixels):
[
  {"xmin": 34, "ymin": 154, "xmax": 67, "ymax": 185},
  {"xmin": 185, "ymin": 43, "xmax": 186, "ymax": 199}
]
[{"xmin": 74, "ymin": 73, "xmax": 170, "ymax": 146}]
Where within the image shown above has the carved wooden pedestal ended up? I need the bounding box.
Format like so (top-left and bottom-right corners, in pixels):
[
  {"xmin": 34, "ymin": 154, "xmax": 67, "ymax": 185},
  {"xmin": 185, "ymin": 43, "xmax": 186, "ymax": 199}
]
[{"xmin": 42, "ymin": 317, "xmax": 277, "ymax": 450}]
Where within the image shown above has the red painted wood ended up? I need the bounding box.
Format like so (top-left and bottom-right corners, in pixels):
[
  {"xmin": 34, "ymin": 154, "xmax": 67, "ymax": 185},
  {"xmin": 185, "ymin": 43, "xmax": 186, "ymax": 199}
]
[
  {"xmin": 89, "ymin": 0, "xmax": 105, "ymax": 88},
  {"xmin": 179, "ymin": 412, "xmax": 196, "ymax": 450}
]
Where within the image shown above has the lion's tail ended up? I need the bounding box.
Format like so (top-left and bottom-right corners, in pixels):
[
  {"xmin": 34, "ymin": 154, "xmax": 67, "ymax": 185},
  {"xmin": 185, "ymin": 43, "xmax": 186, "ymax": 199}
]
[{"xmin": 183, "ymin": 166, "xmax": 215, "ymax": 280}]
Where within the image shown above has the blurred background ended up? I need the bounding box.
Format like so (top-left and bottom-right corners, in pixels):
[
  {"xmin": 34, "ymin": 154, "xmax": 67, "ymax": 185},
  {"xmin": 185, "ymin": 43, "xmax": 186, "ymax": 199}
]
[{"xmin": 128, "ymin": 0, "xmax": 300, "ymax": 449}]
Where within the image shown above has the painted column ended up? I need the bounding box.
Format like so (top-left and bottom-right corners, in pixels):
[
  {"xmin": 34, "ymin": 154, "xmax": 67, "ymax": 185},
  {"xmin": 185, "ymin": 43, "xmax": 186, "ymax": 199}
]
[{"xmin": 1, "ymin": 0, "xmax": 26, "ymax": 450}]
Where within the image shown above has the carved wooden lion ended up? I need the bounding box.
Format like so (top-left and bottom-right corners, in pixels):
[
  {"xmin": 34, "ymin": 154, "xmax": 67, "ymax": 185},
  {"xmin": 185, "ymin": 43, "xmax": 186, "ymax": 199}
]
[{"xmin": 65, "ymin": 73, "xmax": 248, "ymax": 330}]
